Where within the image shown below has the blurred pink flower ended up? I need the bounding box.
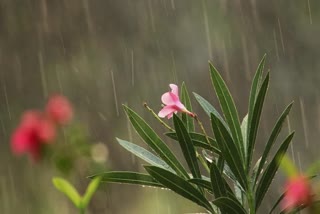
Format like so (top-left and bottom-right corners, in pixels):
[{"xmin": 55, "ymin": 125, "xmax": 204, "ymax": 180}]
[
  {"xmin": 158, "ymin": 84, "xmax": 195, "ymax": 119},
  {"xmin": 11, "ymin": 111, "xmax": 56, "ymax": 161},
  {"xmin": 46, "ymin": 95, "xmax": 73, "ymax": 125},
  {"xmin": 282, "ymin": 175, "xmax": 313, "ymax": 211}
]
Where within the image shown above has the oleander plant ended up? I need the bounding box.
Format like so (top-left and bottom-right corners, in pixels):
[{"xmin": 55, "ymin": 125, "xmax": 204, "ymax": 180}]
[{"xmin": 89, "ymin": 55, "xmax": 317, "ymax": 214}]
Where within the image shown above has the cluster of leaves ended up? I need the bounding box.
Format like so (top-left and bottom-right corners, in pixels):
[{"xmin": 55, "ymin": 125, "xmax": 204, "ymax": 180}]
[
  {"xmin": 91, "ymin": 56, "xmax": 294, "ymax": 213},
  {"xmin": 52, "ymin": 176, "xmax": 101, "ymax": 214}
]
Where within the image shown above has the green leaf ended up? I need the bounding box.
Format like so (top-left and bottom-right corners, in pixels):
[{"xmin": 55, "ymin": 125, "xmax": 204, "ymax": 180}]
[
  {"xmin": 123, "ymin": 105, "xmax": 189, "ymax": 178},
  {"xmin": 193, "ymin": 92, "xmax": 229, "ymax": 129},
  {"xmin": 52, "ymin": 177, "xmax": 81, "ymax": 208},
  {"xmin": 254, "ymin": 102, "xmax": 293, "ymax": 185},
  {"xmin": 211, "ymin": 113, "xmax": 247, "ymax": 190},
  {"xmin": 82, "ymin": 176, "xmax": 102, "ymax": 208},
  {"xmin": 165, "ymin": 132, "xmax": 220, "ymax": 154},
  {"xmin": 251, "ymin": 157, "xmax": 262, "ymax": 181},
  {"xmin": 88, "ymin": 171, "xmax": 163, "ymax": 187},
  {"xmin": 211, "ymin": 197, "xmax": 246, "ymax": 214},
  {"xmin": 279, "ymin": 155, "xmax": 298, "ymax": 178},
  {"xmin": 217, "ymin": 156, "xmax": 224, "ymax": 172},
  {"xmin": 188, "ymin": 178, "xmax": 213, "ymax": 192},
  {"xmin": 210, "ymin": 162, "xmax": 238, "ymax": 213},
  {"xmin": 246, "ymin": 55, "xmax": 266, "ymax": 162},
  {"xmin": 246, "ymin": 73, "xmax": 270, "ymax": 170},
  {"xmin": 247, "ymin": 55, "xmax": 266, "ymax": 142},
  {"xmin": 209, "ymin": 63, "xmax": 244, "ymax": 160},
  {"xmin": 269, "ymin": 192, "xmax": 285, "ymax": 214},
  {"xmin": 181, "ymin": 82, "xmax": 194, "ymax": 132},
  {"xmin": 210, "ymin": 163, "xmax": 227, "ymax": 198},
  {"xmin": 116, "ymin": 138, "xmax": 174, "ymax": 172},
  {"xmin": 222, "ymin": 161, "xmax": 237, "ymax": 182},
  {"xmin": 241, "ymin": 114, "xmax": 248, "ymax": 154},
  {"xmin": 255, "ymin": 132, "xmax": 295, "ymax": 210},
  {"xmin": 234, "ymin": 182, "xmax": 243, "ymax": 203},
  {"xmin": 306, "ymin": 160, "xmax": 320, "ymax": 176},
  {"xmin": 145, "ymin": 166, "xmax": 213, "ymax": 212},
  {"xmin": 173, "ymin": 115, "xmax": 201, "ymax": 180}
]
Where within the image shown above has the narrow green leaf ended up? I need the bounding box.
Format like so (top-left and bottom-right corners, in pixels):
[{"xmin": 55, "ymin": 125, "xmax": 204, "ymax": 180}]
[
  {"xmin": 173, "ymin": 115, "xmax": 201, "ymax": 179},
  {"xmin": 269, "ymin": 192, "xmax": 285, "ymax": 214},
  {"xmin": 279, "ymin": 155, "xmax": 298, "ymax": 178},
  {"xmin": 247, "ymin": 55, "xmax": 266, "ymax": 162},
  {"xmin": 52, "ymin": 177, "xmax": 81, "ymax": 208},
  {"xmin": 306, "ymin": 160, "xmax": 320, "ymax": 176},
  {"xmin": 211, "ymin": 113, "xmax": 247, "ymax": 190},
  {"xmin": 254, "ymin": 102, "xmax": 293, "ymax": 185},
  {"xmin": 210, "ymin": 163, "xmax": 227, "ymax": 198},
  {"xmin": 251, "ymin": 157, "xmax": 262, "ymax": 181},
  {"xmin": 165, "ymin": 132, "xmax": 220, "ymax": 154},
  {"xmin": 145, "ymin": 166, "xmax": 213, "ymax": 212},
  {"xmin": 247, "ymin": 73, "xmax": 270, "ymax": 170},
  {"xmin": 181, "ymin": 82, "xmax": 194, "ymax": 132},
  {"xmin": 209, "ymin": 63, "xmax": 244, "ymax": 160},
  {"xmin": 234, "ymin": 182, "xmax": 243, "ymax": 203},
  {"xmin": 82, "ymin": 176, "xmax": 102, "ymax": 208},
  {"xmin": 188, "ymin": 179, "xmax": 213, "ymax": 192},
  {"xmin": 241, "ymin": 114, "xmax": 248, "ymax": 154},
  {"xmin": 116, "ymin": 138, "xmax": 174, "ymax": 172},
  {"xmin": 210, "ymin": 162, "xmax": 238, "ymax": 213},
  {"xmin": 88, "ymin": 171, "xmax": 163, "ymax": 187},
  {"xmin": 123, "ymin": 105, "xmax": 189, "ymax": 178},
  {"xmin": 217, "ymin": 156, "xmax": 224, "ymax": 172},
  {"xmin": 212, "ymin": 197, "xmax": 246, "ymax": 214},
  {"xmin": 247, "ymin": 55, "xmax": 266, "ymax": 143},
  {"xmin": 255, "ymin": 132, "xmax": 295, "ymax": 210},
  {"xmin": 193, "ymin": 92, "xmax": 229, "ymax": 129}
]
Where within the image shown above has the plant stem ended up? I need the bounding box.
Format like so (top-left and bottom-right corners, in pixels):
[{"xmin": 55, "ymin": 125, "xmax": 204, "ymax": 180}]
[
  {"xmin": 194, "ymin": 115, "xmax": 211, "ymax": 147},
  {"xmin": 247, "ymin": 185, "xmax": 256, "ymax": 214},
  {"xmin": 79, "ymin": 208, "xmax": 85, "ymax": 214},
  {"xmin": 143, "ymin": 102, "xmax": 175, "ymax": 132}
]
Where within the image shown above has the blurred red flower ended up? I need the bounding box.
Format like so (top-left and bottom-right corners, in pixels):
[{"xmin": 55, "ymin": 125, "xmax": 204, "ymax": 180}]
[
  {"xmin": 282, "ymin": 175, "xmax": 313, "ymax": 211},
  {"xmin": 11, "ymin": 111, "xmax": 56, "ymax": 161},
  {"xmin": 46, "ymin": 95, "xmax": 73, "ymax": 125}
]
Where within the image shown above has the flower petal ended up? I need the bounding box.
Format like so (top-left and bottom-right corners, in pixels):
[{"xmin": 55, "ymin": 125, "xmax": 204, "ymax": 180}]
[
  {"xmin": 158, "ymin": 105, "xmax": 176, "ymax": 118},
  {"xmin": 161, "ymin": 92, "xmax": 179, "ymax": 105},
  {"xmin": 20, "ymin": 110, "xmax": 42, "ymax": 129},
  {"xmin": 11, "ymin": 127, "xmax": 33, "ymax": 155},
  {"xmin": 37, "ymin": 119, "xmax": 56, "ymax": 143},
  {"xmin": 169, "ymin": 84, "xmax": 179, "ymax": 97},
  {"xmin": 46, "ymin": 94, "xmax": 73, "ymax": 124}
]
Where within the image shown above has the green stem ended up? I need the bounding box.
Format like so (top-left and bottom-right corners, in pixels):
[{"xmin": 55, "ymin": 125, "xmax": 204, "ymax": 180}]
[
  {"xmin": 247, "ymin": 185, "xmax": 256, "ymax": 214},
  {"xmin": 194, "ymin": 115, "xmax": 211, "ymax": 146},
  {"xmin": 193, "ymin": 115, "xmax": 212, "ymax": 173},
  {"xmin": 79, "ymin": 208, "xmax": 85, "ymax": 214},
  {"xmin": 143, "ymin": 102, "xmax": 175, "ymax": 132}
]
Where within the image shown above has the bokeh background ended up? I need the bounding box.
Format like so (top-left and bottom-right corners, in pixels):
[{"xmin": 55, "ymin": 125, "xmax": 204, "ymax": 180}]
[{"xmin": 0, "ymin": 0, "xmax": 320, "ymax": 213}]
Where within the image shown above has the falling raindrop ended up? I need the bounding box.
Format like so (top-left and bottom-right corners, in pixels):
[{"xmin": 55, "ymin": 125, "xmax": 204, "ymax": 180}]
[{"xmin": 110, "ymin": 70, "xmax": 119, "ymax": 116}]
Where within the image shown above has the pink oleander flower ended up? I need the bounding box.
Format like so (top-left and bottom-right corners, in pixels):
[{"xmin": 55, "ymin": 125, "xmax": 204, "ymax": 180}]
[
  {"xmin": 11, "ymin": 111, "xmax": 56, "ymax": 161},
  {"xmin": 46, "ymin": 95, "xmax": 73, "ymax": 125},
  {"xmin": 158, "ymin": 84, "xmax": 195, "ymax": 119},
  {"xmin": 282, "ymin": 175, "xmax": 313, "ymax": 211}
]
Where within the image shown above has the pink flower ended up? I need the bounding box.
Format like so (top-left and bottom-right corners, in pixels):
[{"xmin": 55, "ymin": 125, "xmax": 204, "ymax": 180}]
[
  {"xmin": 282, "ymin": 175, "xmax": 313, "ymax": 211},
  {"xmin": 46, "ymin": 95, "xmax": 73, "ymax": 125},
  {"xmin": 11, "ymin": 111, "xmax": 56, "ymax": 161},
  {"xmin": 158, "ymin": 84, "xmax": 195, "ymax": 119}
]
